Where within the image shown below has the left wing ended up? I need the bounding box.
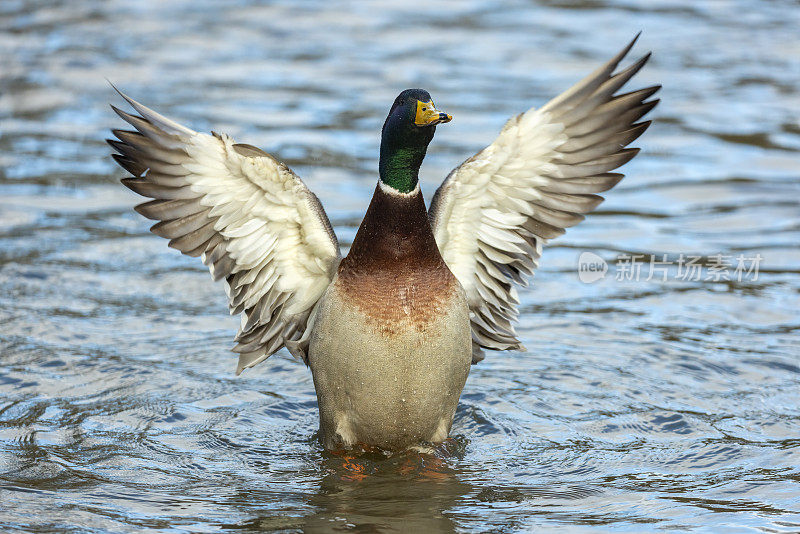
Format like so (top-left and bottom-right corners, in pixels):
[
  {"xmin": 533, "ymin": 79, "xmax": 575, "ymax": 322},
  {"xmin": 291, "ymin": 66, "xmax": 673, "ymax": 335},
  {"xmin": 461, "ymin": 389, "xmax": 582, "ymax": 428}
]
[
  {"xmin": 108, "ymin": 90, "xmax": 341, "ymax": 374},
  {"xmin": 429, "ymin": 35, "xmax": 660, "ymax": 362}
]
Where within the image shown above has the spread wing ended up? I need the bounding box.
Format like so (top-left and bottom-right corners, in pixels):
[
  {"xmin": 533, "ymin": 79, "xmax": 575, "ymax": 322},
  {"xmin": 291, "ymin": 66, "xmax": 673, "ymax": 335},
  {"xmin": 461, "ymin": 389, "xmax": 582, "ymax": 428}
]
[
  {"xmin": 429, "ymin": 35, "xmax": 660, "ymax": 363},
  {"xmin": 108, "ymin": 90, "xmax": 341, "ymax": 374}
]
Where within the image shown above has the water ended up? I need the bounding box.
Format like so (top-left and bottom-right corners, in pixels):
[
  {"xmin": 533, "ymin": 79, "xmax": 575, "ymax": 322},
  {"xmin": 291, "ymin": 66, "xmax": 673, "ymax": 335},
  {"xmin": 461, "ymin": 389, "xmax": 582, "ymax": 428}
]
[{"xmin": 1, "ymin": 0, "xmax": 799, "ymax": 531}]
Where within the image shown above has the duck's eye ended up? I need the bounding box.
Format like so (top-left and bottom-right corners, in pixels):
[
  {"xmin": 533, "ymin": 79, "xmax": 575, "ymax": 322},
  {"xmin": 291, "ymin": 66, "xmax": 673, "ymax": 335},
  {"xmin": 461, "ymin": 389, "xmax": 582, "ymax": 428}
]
[{"xmin": 422, "ymin": 107, "xmax": 427, "ymax": 111}]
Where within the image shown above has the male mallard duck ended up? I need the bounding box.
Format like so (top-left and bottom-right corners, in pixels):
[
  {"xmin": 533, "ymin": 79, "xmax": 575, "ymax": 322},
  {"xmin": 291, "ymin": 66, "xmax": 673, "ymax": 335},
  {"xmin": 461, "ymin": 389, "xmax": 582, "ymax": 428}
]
[{"xmin": 109, "ymin": 36, "xmax": 658, "ymax": 450}]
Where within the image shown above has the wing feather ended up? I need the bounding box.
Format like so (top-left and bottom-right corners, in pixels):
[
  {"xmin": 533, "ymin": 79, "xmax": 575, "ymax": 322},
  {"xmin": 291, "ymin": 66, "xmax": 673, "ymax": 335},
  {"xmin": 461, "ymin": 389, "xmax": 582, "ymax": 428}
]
[
  {"xmin": 430, "ymin": 36, "xmax": 659, "ymax": 362},
  {"xmin": 108, "ymin": 90, "xmax": 340, "ymax": 374}
]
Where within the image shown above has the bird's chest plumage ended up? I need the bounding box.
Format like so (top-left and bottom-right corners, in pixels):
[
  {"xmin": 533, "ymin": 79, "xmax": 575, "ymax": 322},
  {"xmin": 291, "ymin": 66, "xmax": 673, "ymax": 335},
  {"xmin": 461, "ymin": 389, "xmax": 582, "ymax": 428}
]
[
  {"xmin": 332, "ymin": 260, "xmax": 461, "ymax": 335},
  {"xmin": 307, "ymin": 262, "xmax": 472, "ymax": 450}
]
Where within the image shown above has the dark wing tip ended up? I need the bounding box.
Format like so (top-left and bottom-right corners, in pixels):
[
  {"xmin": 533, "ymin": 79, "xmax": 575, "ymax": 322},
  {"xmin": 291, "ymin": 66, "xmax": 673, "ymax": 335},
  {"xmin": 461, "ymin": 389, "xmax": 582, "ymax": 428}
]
[
  {"xmin": 629, "ymin": 31, "xmax": 642, "ymax": 50},
  {"xmin": 111, "ymin": 153, "xmax": 147, "ymax": 177},
  {"xmin": 615, "ymin": 32, "xmax": 643, "ymax": 66},
  {"xmin": 107, "ymin": 81, "xmax": 138, "ymax": 110}
]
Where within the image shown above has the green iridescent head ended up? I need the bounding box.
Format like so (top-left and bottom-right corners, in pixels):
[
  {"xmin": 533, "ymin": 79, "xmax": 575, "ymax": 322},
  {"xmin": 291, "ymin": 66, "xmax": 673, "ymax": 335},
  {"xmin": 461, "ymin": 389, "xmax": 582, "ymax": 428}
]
[{"xmin": 379, "ymin": 89, "xmax": 452, "ymax": 194}]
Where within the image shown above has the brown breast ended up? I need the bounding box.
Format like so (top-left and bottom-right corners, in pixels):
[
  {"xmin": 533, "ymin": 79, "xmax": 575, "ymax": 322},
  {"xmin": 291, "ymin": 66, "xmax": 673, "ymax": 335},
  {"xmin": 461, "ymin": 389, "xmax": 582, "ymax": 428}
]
[{"xmin": 337, "ymin": 183, "xmax": 461, "ymax": 335}]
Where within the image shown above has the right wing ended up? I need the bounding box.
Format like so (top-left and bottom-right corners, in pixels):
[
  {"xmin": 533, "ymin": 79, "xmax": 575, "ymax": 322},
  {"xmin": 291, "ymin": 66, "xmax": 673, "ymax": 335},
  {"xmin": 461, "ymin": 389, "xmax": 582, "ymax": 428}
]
[
  {"xmin": 429, "ymin": 35, "xmax": 659, "ymax": 362},
  {"xmin": 108, "ymin": 90, "xmax": 341, "ymax": 374}
]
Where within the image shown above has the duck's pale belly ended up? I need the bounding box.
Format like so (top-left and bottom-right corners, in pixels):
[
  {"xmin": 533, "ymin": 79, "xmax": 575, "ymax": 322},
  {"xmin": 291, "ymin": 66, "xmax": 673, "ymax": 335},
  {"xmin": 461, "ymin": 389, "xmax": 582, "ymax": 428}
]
[{"xmin": 307, "ymin": 273, "xmax": 472, "ymax": 450}]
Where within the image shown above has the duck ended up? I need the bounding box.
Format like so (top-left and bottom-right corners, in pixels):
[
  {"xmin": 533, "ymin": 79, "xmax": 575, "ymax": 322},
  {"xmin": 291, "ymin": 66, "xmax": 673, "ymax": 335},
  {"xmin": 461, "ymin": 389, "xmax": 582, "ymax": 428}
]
[{"xmin": 108, "ymin": 35, "xmax": 659, "ymax": 450}]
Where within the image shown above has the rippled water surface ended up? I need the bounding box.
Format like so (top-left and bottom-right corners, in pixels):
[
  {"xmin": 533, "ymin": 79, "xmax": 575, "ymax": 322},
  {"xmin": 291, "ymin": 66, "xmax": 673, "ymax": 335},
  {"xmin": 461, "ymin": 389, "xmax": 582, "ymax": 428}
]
[{"xmin": 1, "ymin": 1, "xmax": 799, "ymax": 532}]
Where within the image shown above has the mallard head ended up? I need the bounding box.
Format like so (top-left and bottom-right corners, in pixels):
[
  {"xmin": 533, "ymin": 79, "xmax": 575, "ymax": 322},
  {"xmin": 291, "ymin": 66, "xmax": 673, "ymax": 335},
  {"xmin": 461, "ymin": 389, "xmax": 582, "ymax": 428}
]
[
  {"xmin": 379, "ymin": 89, "xmax": 452, "ymax": 193},
  {"xmin": 382, "ymin": 89, "xmax": 452, "ymax": 143}
]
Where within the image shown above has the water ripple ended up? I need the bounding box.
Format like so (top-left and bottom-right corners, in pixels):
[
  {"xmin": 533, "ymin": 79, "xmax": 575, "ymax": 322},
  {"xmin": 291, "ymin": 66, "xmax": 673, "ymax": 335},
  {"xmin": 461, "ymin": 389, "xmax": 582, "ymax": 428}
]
[{"xmin": 2, "ymin": 0, "xmax": 799, "ymax": 532}]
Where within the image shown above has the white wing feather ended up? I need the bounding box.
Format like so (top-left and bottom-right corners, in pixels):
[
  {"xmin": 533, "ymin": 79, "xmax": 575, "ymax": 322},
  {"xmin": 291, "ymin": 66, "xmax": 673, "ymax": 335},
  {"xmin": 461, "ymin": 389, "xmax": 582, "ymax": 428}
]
[
  {"xmin": 429, "ymin": 35, "xmax": 660, "ymax": 362},
  {"xmin": 109, "ymin": 91, "xmax": 340, "ymax": 374}
]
